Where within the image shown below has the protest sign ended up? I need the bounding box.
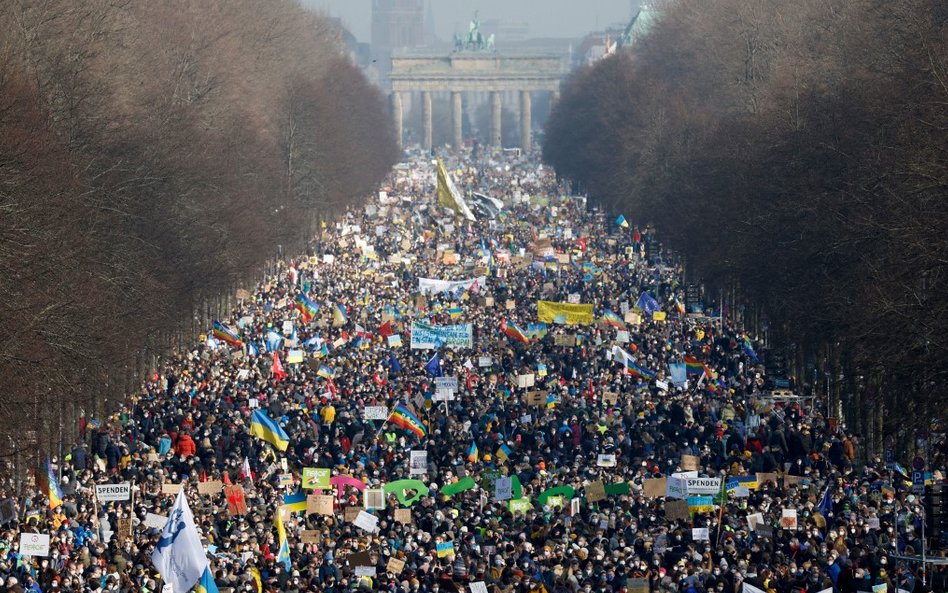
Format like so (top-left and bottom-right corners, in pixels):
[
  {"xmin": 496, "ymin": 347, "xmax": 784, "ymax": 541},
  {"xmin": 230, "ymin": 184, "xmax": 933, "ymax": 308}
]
[
  {"xmin": 665, "ymin": 500, "xmax": 691, "ymax": 521},
  {"xmin": 302, "ymin": 468, "xmax": 331, "ymax": 490},
  {"xmin": 666, "ymin": 476, "xmax": 688, "ymax": 500},
  {"xmin": 643, "ymin": 478, "xmax": 667, "ymax": 498},
  {"xmin": 692, "ymin": 527, "xmax": 710, "ymax": 541},
  {"xmin": 681, "ymin": 455, "xmax": 700, "ymax": 471},
  {"xmin": 585, "ymin": 480, "xmax": 606, "ymax": 503},
  {"xmin": 387, "ymin": 557, "xmax": 406, "ymax": 574},
  {"xmin": 197, "ymin": 480, "xmax": 223, "ymax": 496},
  {"xmin": 394, "ymin": 509, "xmax": 412, "ymax": 524},
  {"xmin": 363, "ymin": 406, "xmax": 389, "ymax": 420},
  {"xmin": 95, "ymin": 483, "xmax": 131, "ymax": 502},
  {"xmin": 19, "ymin": 533, "xmax": 50, "ymax": 557},
  {"xmin": 780, "ymin": 508, "xmax": 798, "ymax": 530},
  {"xmin": 308, "ymin": 494, "xmax": 334, "ymax": 516}
]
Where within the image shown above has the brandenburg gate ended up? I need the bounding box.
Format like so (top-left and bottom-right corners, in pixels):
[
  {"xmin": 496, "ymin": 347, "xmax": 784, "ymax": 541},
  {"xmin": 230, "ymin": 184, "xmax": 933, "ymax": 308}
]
[{"xmin": 389, "ymin": 28, "xmax": 562, "ymax": 152}]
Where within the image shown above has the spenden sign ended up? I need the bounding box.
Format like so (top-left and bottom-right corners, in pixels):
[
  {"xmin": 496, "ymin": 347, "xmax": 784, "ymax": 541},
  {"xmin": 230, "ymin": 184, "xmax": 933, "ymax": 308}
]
[{"xmin": 95, "ymin": 483, "xmax": 132, "ymax": 502}]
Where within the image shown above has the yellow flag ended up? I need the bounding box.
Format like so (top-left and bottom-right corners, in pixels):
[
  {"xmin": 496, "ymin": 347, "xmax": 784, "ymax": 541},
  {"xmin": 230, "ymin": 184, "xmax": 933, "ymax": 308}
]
[{"xmin": 436, "ymin": 159, "xmax": 476, "ymax": 221}]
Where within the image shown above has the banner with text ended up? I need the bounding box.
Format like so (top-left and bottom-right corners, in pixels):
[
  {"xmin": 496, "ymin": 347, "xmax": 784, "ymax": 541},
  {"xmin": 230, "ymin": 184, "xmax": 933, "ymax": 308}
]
[
  {"xmin": 410, "ymin": 321, "xmax": 473, "ymax": 349},
  {"xmin": 537, "ymin": 301, "xmax": 595, "ymax": 325}
]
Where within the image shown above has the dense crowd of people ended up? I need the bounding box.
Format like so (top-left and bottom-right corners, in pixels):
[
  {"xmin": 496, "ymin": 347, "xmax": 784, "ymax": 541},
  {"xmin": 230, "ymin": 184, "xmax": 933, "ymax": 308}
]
[{"xmin": 2, "ymin": 149, "xmax": 945, "ymax": 593}]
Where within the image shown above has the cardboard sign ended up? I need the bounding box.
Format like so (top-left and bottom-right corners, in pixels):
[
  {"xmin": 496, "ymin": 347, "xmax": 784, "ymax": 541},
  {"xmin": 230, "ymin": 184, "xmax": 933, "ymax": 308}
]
[
  {"xmin": 116, "ymin": 517, "xmax": 133, "ymax": 542},
  {"xmin": 197, "ymin": 480, "xmax": 223, "ymax": 496},
  {"xmin": 585, "ymin": 480, "xmax": 606, "ymax": 503},
  {"xmin": 161, "ymin": 483, "xmax": 183, "ymax": 496},
  {"xmin": 554, "ymin": 334, "xmax": 575, "ymax": 347},
  {"xmin": 681, "ymin": 455, "xmax": 700, "ymax": 471},
  {"xmin": 387, "ymin": 557, "xmax": 406, "ymax": 574},
  {"xmin": 300, "ymin": 530, "xmax": 321, "ymax": 545},
  {"xmin": 665, "ymin": 499, "xmax": 691, "ymax": 521},
  {"xmin": 602, "ymin": 391, "xmax": 618, "ymax": 405},
  {"xmin": 627, "ymin": 578, "xmax": 649, "ymax": 593},
  {"xmin": 516, "ymin": 374, "xmax": 536, "ymax": 388},
  {"xmin": 344, "ymin": 506, "xmax": 364, "ymax": 522},
  {"xmin": 525, "ymin": 390, "xmax": 547, "ymax": 406},
  {"xmin": 223, "ymin": 485, "xmax": 248, "ymax": 516},
  {"xmin": 643, "ymin": 478, "xmax": 667, "ymax": 498},
  {"xmin": 394, "ymin": 508, "xmax": 412, "ymax": 525},
  {"xmin": 506, "ymin": 300, "xmax": 516, "ymax": 310},
  {"xmin": 308, "ymin": 494, "xmax": 334, "ymax": 516},
  {"xmin": 747, "ymin": 513, "xmax": 764, "ymax": 531}
]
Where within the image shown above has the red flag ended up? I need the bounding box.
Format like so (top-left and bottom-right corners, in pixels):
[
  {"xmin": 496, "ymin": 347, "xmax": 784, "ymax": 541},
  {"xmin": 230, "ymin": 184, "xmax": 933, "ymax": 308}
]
[
  {"xmin": 272, "ymin": 352, "xmax": 287, "ymax": 381},
  {"xmin": 326, "ymin": 377, "xmax": 338, "ymax": 398},
  {"xmin": 373, "ymin": 372, "xmax": 387, "ymax": 387},
  {"xmin": 576, "ymin": 236, "xmax": 588, "ymax": 252},
  {"xmin": 223, "ymin": 472, "xmax": 232, "ymax": 485},
  {"xmin": 378, "ymin": 320, "xmax": 393, "ymax": 338}
]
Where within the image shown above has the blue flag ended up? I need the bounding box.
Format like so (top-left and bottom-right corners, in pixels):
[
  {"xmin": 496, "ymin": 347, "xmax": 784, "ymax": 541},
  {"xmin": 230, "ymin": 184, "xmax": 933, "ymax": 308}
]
[
  {"xmin": 424, "ymin": 353, "xmax": 443, "ymax": 377},
  {"xmin": 266, "ymin": 330, "xmax": 283, "ymax": 352},
  {"xmin": 636, "ymin": 292, "xmax": 661, "ymax": 316},
  {"xmin": 389, "ymin": 351, "xmax": 402, "ymax": 374},
  {"xmin": 818, "ymin": 484, "xmax": 833, "ymax": 518}
]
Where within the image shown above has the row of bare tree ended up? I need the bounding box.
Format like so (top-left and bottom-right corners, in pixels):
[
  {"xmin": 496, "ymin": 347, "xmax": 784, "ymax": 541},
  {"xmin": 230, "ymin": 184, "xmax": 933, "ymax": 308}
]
[
  {"xmin": 544, "ymin": 0, "xmax": 947, "ymax": 450},
  {"xmin": 0, "ymin": 0, "xmax": 398, "ymax": 473}
]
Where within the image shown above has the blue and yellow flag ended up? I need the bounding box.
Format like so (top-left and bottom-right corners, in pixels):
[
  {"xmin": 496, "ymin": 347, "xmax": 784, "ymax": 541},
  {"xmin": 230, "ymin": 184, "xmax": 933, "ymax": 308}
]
[
  {"xmin": 467, "ymin": 442, "xmax": 479, "ymax": 463},
  {"xmin": 283, "ymin": 491, "xmax": 307, "ymax": 513},
  {"xmin": 276, "ymin": 507, "xmax": 292, "ymax": 570},
  {"xmin": 249, "ymin": 410, "xmax": 289, "ymax": 452},
  {"xmin": 196, "ymin": 567, "xmax": 219, "ymax": 593}
]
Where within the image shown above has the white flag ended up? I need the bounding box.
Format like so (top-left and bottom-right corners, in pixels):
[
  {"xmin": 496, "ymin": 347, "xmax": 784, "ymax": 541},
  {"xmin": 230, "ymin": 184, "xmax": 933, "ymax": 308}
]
[{"xmin": 151, "ymin": 490, "xmax": 208, "ymax": 593}]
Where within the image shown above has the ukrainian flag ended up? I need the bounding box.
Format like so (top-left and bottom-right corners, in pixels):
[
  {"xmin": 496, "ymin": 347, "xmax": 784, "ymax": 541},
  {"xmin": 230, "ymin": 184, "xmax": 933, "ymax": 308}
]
[
  {"xmin": 196, "ymin": 568, "xmax": 219, "ymax": 593},
  {"xmin": 283, "ymin": 491, "xmax": 307, "ymax": 513},
  {"xmin": 276, "ymin": 507, "xmax": 292, "ymax": 570},
  {"xmin": 249, "ymin": 410, "xmax": 289, "ymax": 452},
  {"xmin": 467, "ymin": 442, "xmax": 479, "ymax": 463}
]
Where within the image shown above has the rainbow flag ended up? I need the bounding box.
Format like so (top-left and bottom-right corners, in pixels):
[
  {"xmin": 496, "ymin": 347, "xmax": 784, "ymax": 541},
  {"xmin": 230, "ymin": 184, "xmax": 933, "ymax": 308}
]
[
  {"xmin": 467, "ymin": 442, "xmax": 479, "ymax": 463},
  {"xmin": 295, "ymin": 293, "xmax": 320, "ymax": 323},
  {"xmin": 601, "ymin": 310, "xmax": 627, "ymax": 330},
  {"xmin": 212, "ymin": 321, "xmax": 243, "ymax": 348},
  {"xmin": 500, "ymin": 319, "xmax": 530, "ymax": 344},
  {"xmin": 41, "ymin": 458, "xmax": 64, "ymax": 509},
  {"xmin": 389, "ymin": 404, "xmax": 427, "ymax": 438},
  {"xmin": 683, "ymin": 356, "xmax": 711, "ymax": 378},
  {"xmin": 612, "ymin": 346, "xmax": 657, "ymax": 381},
  {"xmin": 742, "ymin": 335, "xmax": 759, "ymax": 362},
  {"xmin": 332, "ymin": 303, "xmax": 348, "ymax": 325}
]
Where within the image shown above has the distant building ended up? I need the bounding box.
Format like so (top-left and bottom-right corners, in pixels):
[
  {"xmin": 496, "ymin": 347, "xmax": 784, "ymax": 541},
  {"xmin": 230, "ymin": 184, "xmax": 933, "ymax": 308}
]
[
  {"xmin": 372, "ymin": 0, "xmax": 426, "ymax": 85},
  {"xmin": 576, "ymin": 4, "xmax": 662, "ymax": 66}
]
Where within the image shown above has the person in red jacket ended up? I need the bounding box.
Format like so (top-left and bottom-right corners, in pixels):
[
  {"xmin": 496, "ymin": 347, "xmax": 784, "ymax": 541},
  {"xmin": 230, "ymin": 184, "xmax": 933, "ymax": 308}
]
[{"xmin": 174, "ymin": 431, "xmax": 197, "ymax": 457}]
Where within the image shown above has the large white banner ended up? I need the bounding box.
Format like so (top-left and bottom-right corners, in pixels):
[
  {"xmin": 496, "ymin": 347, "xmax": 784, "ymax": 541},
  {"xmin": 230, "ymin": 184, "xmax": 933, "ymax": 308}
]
[
  {"xmin": 417, "ymin": 277, "xmax": 486, "ymax": 295},
  {"xmin": 410, "ymin": 321, "xmax": 473, "ymax": 349}
]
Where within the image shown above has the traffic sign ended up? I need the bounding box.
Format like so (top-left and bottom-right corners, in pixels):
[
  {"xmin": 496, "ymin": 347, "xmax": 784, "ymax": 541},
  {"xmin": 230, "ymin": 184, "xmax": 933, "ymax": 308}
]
[
  {"xmin": 912, "ymin": 471, "xmax": 925, "ymax": 494},
  {"xmin": 913, "ymin": 456, "xmax": 925, "ymax": 471}
]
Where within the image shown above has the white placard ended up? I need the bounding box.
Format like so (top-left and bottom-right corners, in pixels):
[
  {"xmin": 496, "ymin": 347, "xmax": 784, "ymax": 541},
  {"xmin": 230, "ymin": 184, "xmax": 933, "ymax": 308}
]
[
  {"xmin": 409, "ymin": 450, "xmax": 428, "ymax": 475},
  {"xmin": 470, "ymin": 582, "xmax": 488, "ymax": 593},
  {"xmin": 478, "ymin": 356, "xmax": 492, "ymax": 367},
  {"xmin": 144, "ymin": 513, "xmax": 168, "ymax": 529},
  {"xmin": 435, "ymin": 376, "xmax": 458, "ymax": 392},
  {"xmin": 433, "ymin": 388, "xmax": 456, "ymax": 402},
  {"xmin": 692, "ymin": 527, "xmax": 710, "ymax": 541},
  {"xmin": 494, "ymin": 476, "xmax": 513, "ymax": 501},
  {"xmin": 353, "ymin": 510, "xmax": 379, "ymax": 533},
  {"xmin": 95, "ymin": 483, "xmax": 131, "ymax": 502},
  {"xmin": 666, "ymin": 476, "xmax": 688, "ymax": 500},
  {"xmin": 686, "ymin": 477, "xmax": 722, "ymax": 495},
  {"xmin": 363, "ymin": 406, "xmax": 389, "ymax": 420},
  {"xmin": 355, "ymin": 566, "xmax": 377, "ymax": 577},
  {"xmin": 656, "ymin": 380, "xmax": 669, "ymax": 392},
  {"xmin": 615, "ymin": 330, "xmax": 630, "ymax": 343},
  {"xmin": 597, "ymin": 454, "xmax": 617, "ymax": 467},
  {"xmin": 19, "ymin": 533, "xmax": 50, "ymax": 557}
]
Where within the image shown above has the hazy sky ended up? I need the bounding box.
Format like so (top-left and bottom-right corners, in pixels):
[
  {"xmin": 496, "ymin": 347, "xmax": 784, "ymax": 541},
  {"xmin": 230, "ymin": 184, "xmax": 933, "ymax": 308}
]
[{"xmin": 302, "ymin": 0, "xmax": 636, "ymax": 42}]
